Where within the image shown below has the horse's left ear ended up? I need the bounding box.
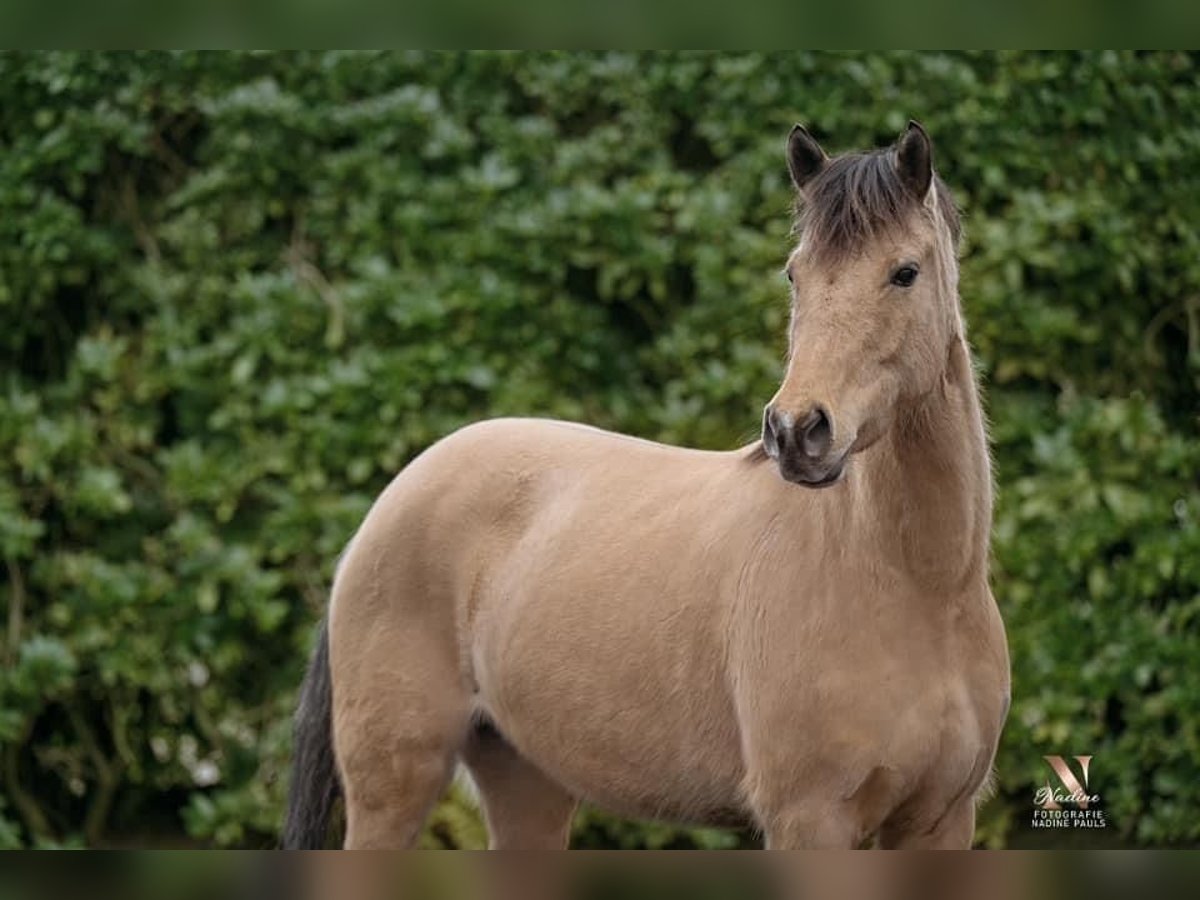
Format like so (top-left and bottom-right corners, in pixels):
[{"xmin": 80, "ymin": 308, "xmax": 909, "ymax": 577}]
[{"xmin": 895, "ymin": 120, "xmax": 933, "ymax": 199}]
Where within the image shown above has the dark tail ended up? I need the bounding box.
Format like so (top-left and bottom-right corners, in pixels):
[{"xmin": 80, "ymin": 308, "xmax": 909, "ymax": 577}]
[{"xmin": 282, "ymin": 618, "xmax": 340, "ymax": 849}]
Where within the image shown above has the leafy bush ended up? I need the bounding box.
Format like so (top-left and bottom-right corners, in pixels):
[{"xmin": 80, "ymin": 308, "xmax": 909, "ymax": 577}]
[{"xmin": 1, "ymin": 51, "xmax": 1196, "ymax": 847}]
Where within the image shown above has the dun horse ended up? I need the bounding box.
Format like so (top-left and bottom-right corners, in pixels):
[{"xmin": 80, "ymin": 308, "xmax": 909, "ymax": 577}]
[{"xmin": 284, "ymin": 122, "xmax": 1010, "ymax": 849}]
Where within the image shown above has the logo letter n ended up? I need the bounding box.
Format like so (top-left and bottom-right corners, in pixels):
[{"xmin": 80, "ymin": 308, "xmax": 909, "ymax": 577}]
[{"xmin": 1041, "ymin": 755, "xmax": 1093, "ymax": 809}]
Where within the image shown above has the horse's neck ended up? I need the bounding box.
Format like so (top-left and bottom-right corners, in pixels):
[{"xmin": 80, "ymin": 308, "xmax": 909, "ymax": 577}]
[{"xmin": 857, "ymin": 335, "xmax": 992, "ymax": 594}]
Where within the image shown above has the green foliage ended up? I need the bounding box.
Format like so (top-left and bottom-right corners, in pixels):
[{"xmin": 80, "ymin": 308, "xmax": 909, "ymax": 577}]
[{"xmin": 0, "ymin": 51, "xmax": 1196, "ymax": 847}]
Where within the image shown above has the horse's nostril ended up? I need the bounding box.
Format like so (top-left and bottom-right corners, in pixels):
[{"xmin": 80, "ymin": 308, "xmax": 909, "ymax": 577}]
[
  {"xmin": 799, "ymin": 406, "xmax": 833, "ymax": 459},
  {"xmin": 761, "ymin": 407, "xmax": 780, "ymax": 459}
]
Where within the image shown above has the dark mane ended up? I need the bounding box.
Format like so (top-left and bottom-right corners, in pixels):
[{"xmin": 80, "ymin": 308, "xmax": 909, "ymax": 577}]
[{"xmin": 796, "ymin": 149, "xmax": 961, "ymax": 262}]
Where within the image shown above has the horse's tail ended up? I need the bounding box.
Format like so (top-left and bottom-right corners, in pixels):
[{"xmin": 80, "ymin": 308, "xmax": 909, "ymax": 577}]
[{"xmin": 282, "ymin": 617, "xmax": 340, "ymax": 849}]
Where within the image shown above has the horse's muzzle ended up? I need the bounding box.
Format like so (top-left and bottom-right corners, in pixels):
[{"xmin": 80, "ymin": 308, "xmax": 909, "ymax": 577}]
[{"xmin": 762, "ymin": 404, "xmax": 847, "ymax": 488}]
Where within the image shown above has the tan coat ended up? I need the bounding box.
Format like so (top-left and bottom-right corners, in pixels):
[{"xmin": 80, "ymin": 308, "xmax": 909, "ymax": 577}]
[{"xmin": 286, "ymin": 122, "xmax": 1011, "ymax": 850}]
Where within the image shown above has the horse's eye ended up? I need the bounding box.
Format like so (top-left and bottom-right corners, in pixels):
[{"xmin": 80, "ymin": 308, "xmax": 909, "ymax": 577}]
[{"xmin": 891, "ymin": 264, "xmax": 919, "ymax": 288}]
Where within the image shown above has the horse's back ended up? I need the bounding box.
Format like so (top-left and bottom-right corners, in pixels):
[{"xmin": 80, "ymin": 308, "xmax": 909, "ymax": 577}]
[
  {"xmin": 333, "ymin": 414, "xmax": 748, "ymax": 660},
  {"xmin": 417, "ymin": 416, "xmax": 719, "ymax": 477},
  {"xmin": 373, "ymin": 416, "xmax": 736, "ymax": 559}
]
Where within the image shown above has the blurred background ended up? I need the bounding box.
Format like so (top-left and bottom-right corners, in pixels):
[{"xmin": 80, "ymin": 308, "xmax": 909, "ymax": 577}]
[{"xmin": 0, "ymin": 51, "xmax": 1196, "ymax": 849}]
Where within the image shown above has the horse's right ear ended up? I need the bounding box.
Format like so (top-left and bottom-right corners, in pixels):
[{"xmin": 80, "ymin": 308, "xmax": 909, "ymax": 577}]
[{"xmin": 787, "ymin": 124, "xmax": 828, "ymax": 192}]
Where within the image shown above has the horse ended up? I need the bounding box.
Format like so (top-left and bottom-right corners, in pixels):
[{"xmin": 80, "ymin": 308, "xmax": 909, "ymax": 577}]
[{"xmin": 283, "ymin": 120, "xmax": 1011, "ymax": 850}]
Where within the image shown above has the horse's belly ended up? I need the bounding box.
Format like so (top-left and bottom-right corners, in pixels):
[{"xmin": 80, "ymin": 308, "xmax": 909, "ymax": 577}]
[{"xmin": 471, "ymin": 576, "xmax": 747, "ymax": 824}]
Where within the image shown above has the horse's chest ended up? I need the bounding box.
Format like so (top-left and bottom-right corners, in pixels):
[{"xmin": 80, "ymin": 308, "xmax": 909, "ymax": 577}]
[{"xmin": 732, "ymin": 592, "xmax": 994, "ymax": 786}]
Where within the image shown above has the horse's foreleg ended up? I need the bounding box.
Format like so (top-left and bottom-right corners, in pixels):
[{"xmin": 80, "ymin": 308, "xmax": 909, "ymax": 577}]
[
  {"xmin": 743, "ymin": 749, "xmax": 867, "ymax": 848},
  {"xmin": 877, "ymin": 796, "xmax": 976, "ymax": 849},
  {"xmin": 759, "ymin": 803, "xmax": 862, "ymax": 849},
  {"xmin": 461, "ymin": 726, "xmax": 578, "ymax": 849},
  {"xmin": 747, "ymin": 760, "xmax": 869, "ymax": 848}
]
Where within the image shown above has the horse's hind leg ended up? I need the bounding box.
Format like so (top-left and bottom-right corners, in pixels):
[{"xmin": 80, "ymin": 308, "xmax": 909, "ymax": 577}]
[
  {"xmin": 329, "ymin": 569, "xmax": 471, "ymax": 848},
  {"xmin": 462, "ymin": 725, "xmax": 578, "ymax": 849}
]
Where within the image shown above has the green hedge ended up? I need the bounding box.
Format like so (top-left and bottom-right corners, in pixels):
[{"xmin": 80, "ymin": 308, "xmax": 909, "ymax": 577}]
[{"xmin": 0, "ymin": 51, "xmax": 1196, "ymax": 848}]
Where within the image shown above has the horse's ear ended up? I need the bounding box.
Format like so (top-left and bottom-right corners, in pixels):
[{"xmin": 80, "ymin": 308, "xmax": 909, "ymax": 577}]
[
  {"xmin": 895, "ymin": 119, "xmax": 933, "ymax": 199},
  {"xmin": 787, "ymin": 124, "xmax": 828, "ymax": 192}
]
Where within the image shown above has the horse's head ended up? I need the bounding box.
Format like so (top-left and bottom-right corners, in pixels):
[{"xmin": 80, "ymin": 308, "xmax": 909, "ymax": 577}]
[{"xmin": 762, "ymin": 121, "xmax": 963, "ymax": 487}]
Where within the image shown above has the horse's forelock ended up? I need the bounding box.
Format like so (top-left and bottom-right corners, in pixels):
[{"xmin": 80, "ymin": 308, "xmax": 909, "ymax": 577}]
[{"xmin": 795, "ymin": 150, "xmax": 960, "ymax": 263}]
